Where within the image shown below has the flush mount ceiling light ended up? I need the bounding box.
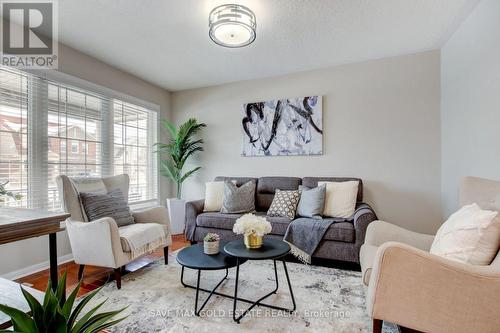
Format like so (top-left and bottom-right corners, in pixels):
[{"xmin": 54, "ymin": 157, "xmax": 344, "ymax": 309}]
[{"xmin": 209, "ymin": 4, "xmax": 256, "ymax": 48}]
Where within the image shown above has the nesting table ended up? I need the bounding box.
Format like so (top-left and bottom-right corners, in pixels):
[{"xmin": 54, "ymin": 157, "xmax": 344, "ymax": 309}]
[{"xmin": 177, "ymin": 238, "xmax": 296, "ymax": 323}]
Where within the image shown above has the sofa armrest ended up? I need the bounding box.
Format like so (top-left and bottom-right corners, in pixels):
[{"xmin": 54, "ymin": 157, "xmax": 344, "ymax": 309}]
[
  {"xmin": 185, "ymin": 199, "xmax": 205, "ymax": 241},
  {"xmin": 364, "ymin": 220, "xmax": 434, "ymax": 251},
  {"xmin": 367, "ymin": 242, "xmax": 500, "ymax": 333},
  {"xmin": 66, "ymin": 217, "xmax": 123, "ymax": 268},
  {"xmin": 353, "ymin": 203, "xmax": 377, "ymax": 246}
]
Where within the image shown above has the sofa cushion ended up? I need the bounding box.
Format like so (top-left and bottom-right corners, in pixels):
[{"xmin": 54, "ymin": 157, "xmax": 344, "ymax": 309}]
[
  {"xmin": 302, "ymin": 177, "xmax": 363, "ymax": 202},
  {"xmin": 292, "ymin": 217, "xmax": 355, "ymax": 242},
  {"xmin": 221, "ymin": 180, "xmax": 256, "ymax": 213},
  {"xmin": 196, "ymin": 212, "xmax": 291, "ymax": 235},
  {"xmin": 324, "ymin": 220, "xmax": 355, "ymax": 242},
  {"xmin": 256, "ymin": 177, "xmax": 301, "ymax": 211},
  {"xmin": 197, "ymin": 212, "xmax": 241, "ymax": 230},
  {"xmin": 267, "ymin": 189, "xmax": 301, "ymax": 219},
  {"xmin": 297, "ymin": 185, "xmax": 326, "ymax": 218},
  {"xmin": 319, "ymin": 181, "xmax": 359, "ymax": 218}
]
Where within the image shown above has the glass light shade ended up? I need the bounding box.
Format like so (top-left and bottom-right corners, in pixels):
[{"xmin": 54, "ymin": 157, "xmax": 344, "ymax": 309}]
[{"xmin": 209, "ymin": 4, "xmax": 256, "ymax": 48}]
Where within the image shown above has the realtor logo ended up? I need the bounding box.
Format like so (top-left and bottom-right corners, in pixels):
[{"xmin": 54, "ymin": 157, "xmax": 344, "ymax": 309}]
[{"xmin": 1, "ymin": 0, "xmax": 58, "ymax": 68}]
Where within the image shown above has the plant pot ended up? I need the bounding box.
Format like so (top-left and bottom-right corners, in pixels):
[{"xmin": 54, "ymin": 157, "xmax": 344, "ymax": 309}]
[
  {"xmin": 244, "ymin": 233, "xmax": 263, "ymax": 249},
  {"xmin": 204, "ymin": 240, "xmax": 220, "ymax": 255},
  {"xmin": 166, "ymin": 198, "xmax": 186, "ymax": 235}
]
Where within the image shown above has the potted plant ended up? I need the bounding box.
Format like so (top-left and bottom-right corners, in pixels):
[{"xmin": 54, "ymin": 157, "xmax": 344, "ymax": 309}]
[
  {"xmin": 155, "ymin": 118, "xmax": 206, "ymax": 234},
  {"xmin": 0, "ymin": 272, "xmax": 127, "ymax": 332},
  {"xmin": 233, "ymin": 213, "xmax": 272, "ymax": 249},
  {"xmin": 0, "ymin": 180, "xmax": 22, "ymax": 203},
  {"xmin": 203, "ymin": 233, "xmax": 221, "ymax": 255}
]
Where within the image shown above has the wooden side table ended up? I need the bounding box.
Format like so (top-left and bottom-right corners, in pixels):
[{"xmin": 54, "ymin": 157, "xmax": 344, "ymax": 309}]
[{"xmin": 0, "ymin": 207, "xmax": 70, "ymax": 290}]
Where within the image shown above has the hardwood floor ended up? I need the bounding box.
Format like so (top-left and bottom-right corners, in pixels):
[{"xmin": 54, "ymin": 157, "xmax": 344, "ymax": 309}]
[{"xmin": 16, "ymin": 234, "xmax": 190, "ymax": 297}]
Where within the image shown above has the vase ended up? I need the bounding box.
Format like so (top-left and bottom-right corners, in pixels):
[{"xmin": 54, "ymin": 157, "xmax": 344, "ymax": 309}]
[
  {"xmin": 166, "ymin": 198, "xmax": 186, "ymax": 235},
  {"xmin": 204, "ymin": 240, "xmax": 219, "ymax": 255},
  {"xmin": 244, "ymin": 233, "xmax": 263, "ymax": 249}
]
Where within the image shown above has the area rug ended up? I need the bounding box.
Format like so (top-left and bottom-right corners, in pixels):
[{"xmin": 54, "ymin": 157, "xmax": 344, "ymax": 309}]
[{"xmin": 89, "ymin": 254, "xmax": 398, "ymax": 333}]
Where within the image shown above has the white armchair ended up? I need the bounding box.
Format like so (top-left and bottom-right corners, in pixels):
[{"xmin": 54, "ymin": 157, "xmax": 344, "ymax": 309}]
[
  {"xmin": 57, "ymin": 174, "xmax": 172, "ymax": 289},
  {"xmin": 360, "ymin": 176, "xmax": 500, "ymax": 333}
]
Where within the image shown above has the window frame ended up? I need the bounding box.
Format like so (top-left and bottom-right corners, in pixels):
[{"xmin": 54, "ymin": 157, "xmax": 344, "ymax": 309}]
[{"xmin": 1, "ymin": 67, "xmax": 160, "ymax": 210}]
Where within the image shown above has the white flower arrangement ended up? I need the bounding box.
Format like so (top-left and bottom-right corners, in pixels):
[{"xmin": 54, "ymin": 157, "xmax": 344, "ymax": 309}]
[{"xmin": 233, "ymin": 213, "xmax": 272, "ymax": 236}]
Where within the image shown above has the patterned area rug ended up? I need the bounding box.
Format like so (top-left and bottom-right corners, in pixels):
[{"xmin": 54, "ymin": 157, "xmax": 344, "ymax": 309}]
[{"xmin": 89, "ymin": 254, "xmax": 398, "ymax": 333}]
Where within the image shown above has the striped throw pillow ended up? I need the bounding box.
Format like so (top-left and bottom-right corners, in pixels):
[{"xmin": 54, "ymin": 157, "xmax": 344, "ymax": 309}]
[{"xmin": 80, "ymin": 189, "xmax": 135, "ymax": 227}]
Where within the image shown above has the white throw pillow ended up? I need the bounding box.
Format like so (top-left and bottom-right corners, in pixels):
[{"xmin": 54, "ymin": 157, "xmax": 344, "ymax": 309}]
[
  {"xmin": 203, "ymin": 181, "xmax": 236, "ymax": 212},
  {"xmin": 203, "ymin": 181, "xmax": 226, "ymax": 212},
  {"xmin": 318, "ymin": 181, "xmax": 359, "ymax": 218},
  {"xmin": 430, "ymin": 203, "xmax": 500, "ymax": 265}
]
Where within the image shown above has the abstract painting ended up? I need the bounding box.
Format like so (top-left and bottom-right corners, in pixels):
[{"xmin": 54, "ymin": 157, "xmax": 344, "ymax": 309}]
[{"xmin": 241, "ymin": 96, "xmax": 323, "ymax": 156}]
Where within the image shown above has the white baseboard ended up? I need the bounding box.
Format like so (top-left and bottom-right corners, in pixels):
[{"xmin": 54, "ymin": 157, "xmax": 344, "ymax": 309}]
[{"xmin": 1, "ymin": 253, "xmax": 74, "ymax": 280}]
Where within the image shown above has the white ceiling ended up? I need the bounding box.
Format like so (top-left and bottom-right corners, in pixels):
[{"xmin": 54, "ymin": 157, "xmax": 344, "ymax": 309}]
[{"xmin": 58, "ymin": 0, "xmax": 479, "ymax": 91}]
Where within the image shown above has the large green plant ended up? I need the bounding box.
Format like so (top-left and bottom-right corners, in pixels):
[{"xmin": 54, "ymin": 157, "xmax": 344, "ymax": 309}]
[
  {"xmin": 155, "ymin": 118, "xmax": 206, "ymax": 199},
  {"xmin": 0, "ymin": 273, "xmax": 127, "ymax": 333}
]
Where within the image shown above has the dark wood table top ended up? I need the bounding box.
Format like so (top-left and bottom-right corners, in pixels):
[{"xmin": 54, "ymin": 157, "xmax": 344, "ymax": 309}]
[
  {"xmin": 0, "ymin": 207, "xmax": 69, "ymax": 245},
  {"xmin": 224, "ymin": 239, "xmax": 290, "ymax": 260}
]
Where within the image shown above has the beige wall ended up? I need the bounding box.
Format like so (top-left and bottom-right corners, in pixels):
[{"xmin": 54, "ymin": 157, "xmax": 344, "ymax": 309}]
[
  {"xmin": 0, "ymin": 44, "xmax": 172, "ymax": 277},
  {"xmin": 441, "ymin": 0, "xmax": 500, "ymax": 216},
  {"xmin": 172, "ymin": 50, "xmax": 442, "ymax": 234}
]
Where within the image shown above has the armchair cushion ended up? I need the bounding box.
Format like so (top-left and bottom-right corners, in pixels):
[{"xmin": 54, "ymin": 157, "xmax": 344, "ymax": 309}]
[
  {"xmin": 430, "ymin": 203, "xmax": 500, "ymax": 265},
  {"xmin": 119, "ymin": 223, "xmax": 168, "ymax": 255},
  {"xmin": 80, "ymin": 189, "xmax": 135, "ymax": 227}
]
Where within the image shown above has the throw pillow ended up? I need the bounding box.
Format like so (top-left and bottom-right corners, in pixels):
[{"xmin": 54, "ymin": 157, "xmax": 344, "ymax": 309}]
[
  {"xmin": 267, "ymin": 189, "xmax": 301, "ymax": 220},
  {"xmin": 319, "ymin": 181, "xmax": 359, "ymax": 218},
  {"xmin": 220, "ymin": 180, "xmax": 256, "ymax": 214},
  {"xmin": 297, "ymin": 184, "xmax": 326, "ymax": 219},
  {"xmin": 430, "ymin": 203, "xmax": 500, "ymax": 265},
  {"xmin": 203, "ymin": 181, "xmax": 235, "ymax": 212},
  {"xmin": 80, "ymin": 189, "xmax": 135, "ymax": 227}
]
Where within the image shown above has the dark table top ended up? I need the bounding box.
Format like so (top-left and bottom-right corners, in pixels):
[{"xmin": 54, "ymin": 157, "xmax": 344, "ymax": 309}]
[
  {"xmin": 176, "ymin": 243, "xmax": 245, "ymax": 270},
  {"xmin": 224, "ymin": 238, "xmax": 290, "ymax": 260}
]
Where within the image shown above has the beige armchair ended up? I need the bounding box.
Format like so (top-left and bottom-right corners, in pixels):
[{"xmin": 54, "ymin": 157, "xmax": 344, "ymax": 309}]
[
  {"xmin": 360, "ymin": 176, "xmax": 500, "ymax": 333},
  {"xmin": 57, "ymin": 174, "xmax": 172, "ymax": 289}
]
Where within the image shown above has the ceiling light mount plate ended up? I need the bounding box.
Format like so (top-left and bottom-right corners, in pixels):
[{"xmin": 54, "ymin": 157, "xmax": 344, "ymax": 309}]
[{"xmin": 209, "ymin": 4, "xmax": 256, "ymax": 48}]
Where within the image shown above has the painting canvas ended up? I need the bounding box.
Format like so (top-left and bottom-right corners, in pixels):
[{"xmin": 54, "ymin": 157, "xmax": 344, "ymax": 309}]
[{"xmin": 241, "ymin": 96, "xmax": 323, "ymax": 156}]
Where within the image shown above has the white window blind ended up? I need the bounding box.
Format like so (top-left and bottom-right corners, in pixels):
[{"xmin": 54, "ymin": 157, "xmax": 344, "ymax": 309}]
[
  {"xmin": 0, "ymin": 66, "xmax": 159, "ymax": 210},
  {"xmin": 0, "ymin": 69, "xmax": 29, "ymax": 207},
  {"xmin": 113, "ymin": 100, "xmax": 158, "ymax": 203}
]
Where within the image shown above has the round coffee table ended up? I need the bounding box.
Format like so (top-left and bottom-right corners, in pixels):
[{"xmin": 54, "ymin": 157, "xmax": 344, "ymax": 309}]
[
  {"xmin": 177, "ymin": 243, "xmax": 246, "ymax": 316},
  {"xmin": 224, "ymin": 238, "xmax": 296, "ymax": 323}
]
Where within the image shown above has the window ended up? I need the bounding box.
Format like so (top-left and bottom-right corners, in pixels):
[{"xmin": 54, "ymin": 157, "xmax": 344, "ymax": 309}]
[
  {"xmin": 113, "ymin": 100, "xmax": 157, "ymax": 203},
  {"xmin": 0, "ymin": 69, "xmax": 28, "ymax": 207},
  {"xmin": 0, "ymin": 66, "xmax": 159, "ymax": 210},
  {"xmin": 47, "ymin": 83, "xmax": 107, "ymax": 210},
  {"xmin": 71, "ymin": 142, "xmax": 79, "ymax": 153}
]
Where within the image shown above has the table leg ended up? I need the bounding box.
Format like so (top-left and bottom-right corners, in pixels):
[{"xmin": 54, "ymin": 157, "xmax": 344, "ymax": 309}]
[
  {"xmin": 181, "ymin": 266, "xmax": 230, "ymax": 316},
  {"xmin": 282, "ymin": 260, "xmax": 296, "ymax": 312},
  {"xmin": 232, "ymin": 259, "xmax": 292, "ymax": 323},
  {"xmin": 49, "ymin": 233, "xmax": 58, "ymax": 291},
  {"xmin": 233, "ymin": 258, "xmax": 240, "ymax": 323},
  {"xmin": 194, "ymin": 270, "xmax": 201, "ymax": 316}
]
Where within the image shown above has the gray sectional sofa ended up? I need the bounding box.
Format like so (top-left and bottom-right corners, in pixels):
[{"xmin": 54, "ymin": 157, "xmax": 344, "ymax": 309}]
[{"xmin": 185, "ymin": 176, "xmax": 377, "ymax": 264}]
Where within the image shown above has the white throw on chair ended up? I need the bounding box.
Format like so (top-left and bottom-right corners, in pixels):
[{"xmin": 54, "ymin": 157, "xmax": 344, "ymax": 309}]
[{"xmin": 57, "ymin": 174, "xmax": 172, "ymax": 289}]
